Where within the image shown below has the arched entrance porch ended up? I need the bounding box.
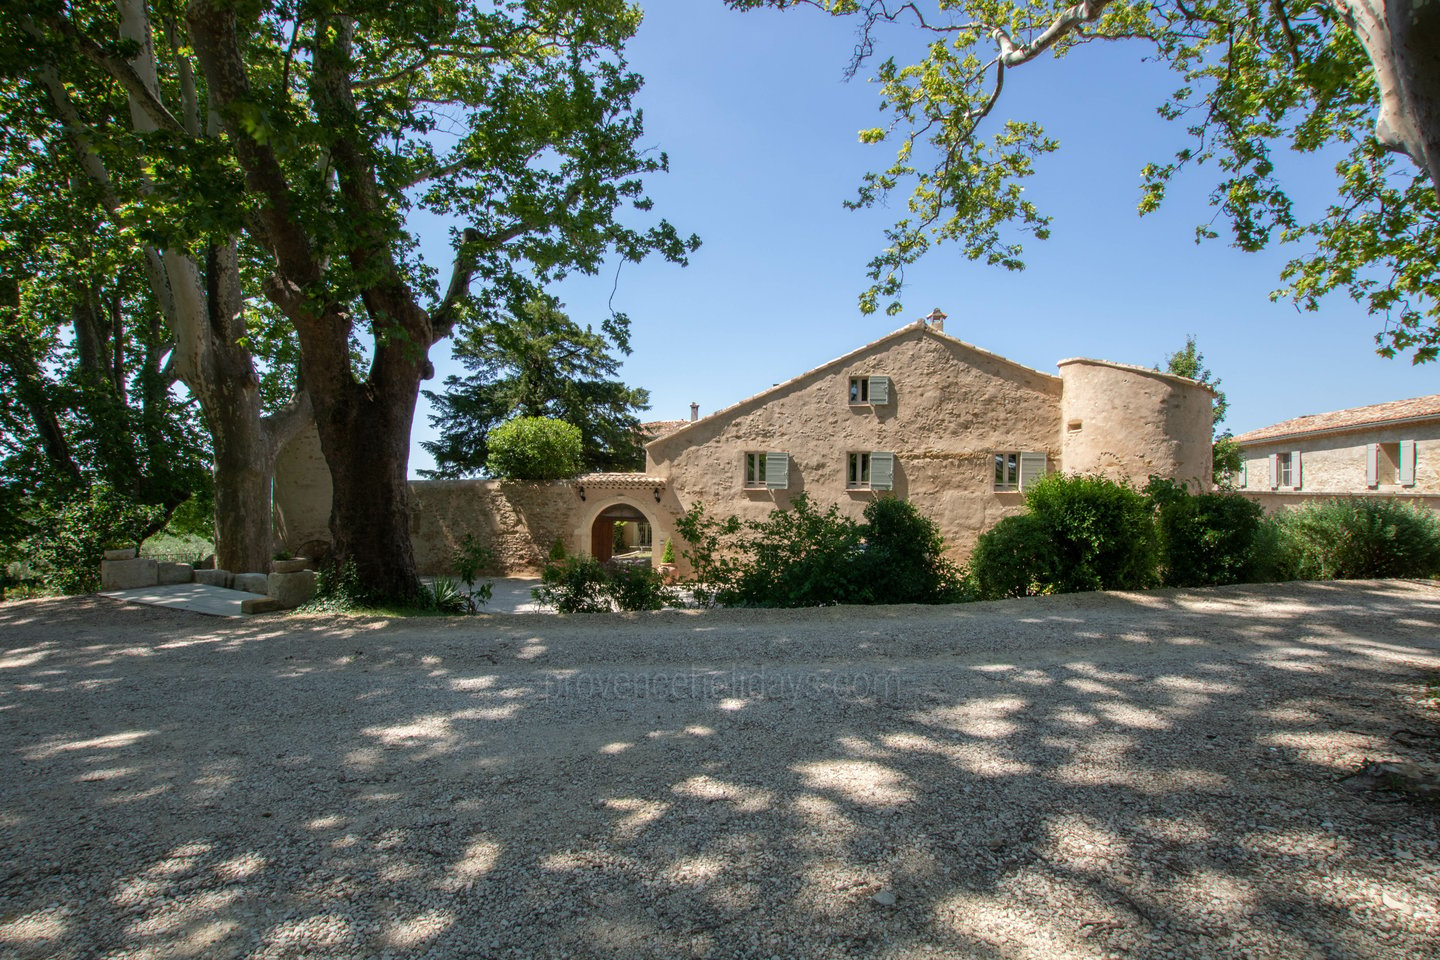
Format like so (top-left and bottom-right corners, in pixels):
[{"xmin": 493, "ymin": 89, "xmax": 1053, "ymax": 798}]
[{"xmin": 572, "ymin": 476, "xmax": 670, "ymax": 567}]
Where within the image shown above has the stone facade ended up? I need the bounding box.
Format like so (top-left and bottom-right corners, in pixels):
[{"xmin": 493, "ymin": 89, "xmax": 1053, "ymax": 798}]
[
  {"xmin": 272, "ymin": 319, "xmax": 1215, "ymax": 575},
  {"xmin": 1234, "ymin": 395, "xmax": 1440, "ymax": 513}
]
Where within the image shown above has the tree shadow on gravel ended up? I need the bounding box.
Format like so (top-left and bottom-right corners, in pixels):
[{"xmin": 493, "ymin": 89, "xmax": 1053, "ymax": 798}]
[{"xmin": 1, "ymin": 581, "xmax": 1438, "ymax": 960}]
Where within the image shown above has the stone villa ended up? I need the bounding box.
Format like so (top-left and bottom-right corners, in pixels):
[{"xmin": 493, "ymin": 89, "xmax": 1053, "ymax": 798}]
[
  {"xmin": 1233, "ymin": 394, "xmax": 1440, "ymax": 512},
  {"xmin": 273, "ymin": 313, "xmax": 1216, "ymax": 575}
]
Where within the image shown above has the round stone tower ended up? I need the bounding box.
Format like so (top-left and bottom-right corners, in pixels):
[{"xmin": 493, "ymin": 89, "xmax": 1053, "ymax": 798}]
[{"xmin": 1057, "ymin": 359, "xmax": 1214, "ymax": 489}]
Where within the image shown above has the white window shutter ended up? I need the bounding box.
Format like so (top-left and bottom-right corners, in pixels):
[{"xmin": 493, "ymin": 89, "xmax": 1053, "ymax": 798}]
[
  {"xmin": 1366, "ymin": 444, "xmax": 1379, "ymax": 487},
  {"xmin": 869, "ymin": 451, "xmax": 894, "ymax": 490},
  {"xmin": 1291, "ymin": 450, "xmax": 1302, "ymax": 489},
  {"xmin": 1400, "ymin": 440, "xmax": 1417, "ymax": 486},
  {"xmin": 868, "ymin": 376, "xmax": 890, "ymax": 405},
  {"xmin": 1269, "ymin": 454, "xmax": 1278, "ymax": 488},
  {"xmin": 1019, "ymin": 452, "xmax": 1047, "ymax": 491},
  {"xmin": 765, "ymin": 452, "xmax": 789, "ymax": 489}
]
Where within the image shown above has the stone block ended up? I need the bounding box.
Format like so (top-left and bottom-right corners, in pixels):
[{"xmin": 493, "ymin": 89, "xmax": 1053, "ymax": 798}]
[
  {"xmin": 193, "ymin": 568, "xmax": 233, "ymax": 589},
  {"xmin": 103, "ymin": 548, "xmax": 137, "ymax": 561},
  {"xmin": 271, "ymin": 558, "xmax": 310, "ymax": 574},
  {"xmin": 101, "ymin": 558, "xmax": 158, "ymax": 590},
  {"xmin": 233, "ymin": 572, "xmax": 270, "ymax": 595},
  {"xmin": 156, "ymin": 562, "xmax": 194, "ymax": 585},
  {"xmin": 241, "ymin": 595, "xmax": 282, "ymax": 615},
  {"xmin": 268, "ymin": 570, "xmax": 317, "ymax": 608}
]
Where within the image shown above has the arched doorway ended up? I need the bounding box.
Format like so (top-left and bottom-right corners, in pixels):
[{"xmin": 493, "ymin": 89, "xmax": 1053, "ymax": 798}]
[{"xmin": 588, "ymin": 502, "xmax": 653, "ymax": 564}]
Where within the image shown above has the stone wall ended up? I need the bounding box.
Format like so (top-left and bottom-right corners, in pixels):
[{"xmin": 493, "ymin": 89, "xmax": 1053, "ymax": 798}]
[
  {"xmin": 1058, "ymin": 358, "xmax": 1215, "ymax": 488},
  {"xmin": 272, "ymin": 423, "xmax": 333, "ymax": 555},
  {"xmin": 646, "ymin": 324, "xmax": 1064, "ymax": 560},
  {"xmin": 407, "ymin": 479, "xmax": 587, "ymax": 575},
  {"xmin": 1238, "ymin": 422, "xmax": 1440, "ymax": 496}
]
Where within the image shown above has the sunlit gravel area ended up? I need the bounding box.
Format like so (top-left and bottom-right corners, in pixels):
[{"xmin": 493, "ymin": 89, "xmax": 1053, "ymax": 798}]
[{"xmin": 2, "ymin": 580, "xmax": 1439, "ymax": 959}]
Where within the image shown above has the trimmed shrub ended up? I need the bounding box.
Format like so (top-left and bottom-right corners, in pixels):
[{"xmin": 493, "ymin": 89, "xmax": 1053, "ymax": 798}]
[
  {"xmin": 970, "ymin": 473, "xmax": 1157, "ymax": 599},
  {"xmin": 856, "ymin": 496, "xmax": 968, "ymax": 603},
  {"xmin": 675, "ymin": 494, "xmax": 966, "ymax": 608},
  {"xmin": 1272, "ymin": 498, "xmax": 1440, "ymax": 580},
  {"xmin": 1146, "ymin": 478, "xmax": 1266, "ymax": 587},
  {"xmin": 486, "ymin": 416, "xmax": 583, "ymax": 481},
  {"xmin": 969, "ymin": 513, "xmax": 1053, "ymax": 599}
]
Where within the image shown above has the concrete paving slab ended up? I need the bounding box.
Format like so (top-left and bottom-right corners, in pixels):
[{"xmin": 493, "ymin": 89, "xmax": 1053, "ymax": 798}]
[{"xmin": 101, "ymin": 583, "xmax": 257, "ymax": 617}]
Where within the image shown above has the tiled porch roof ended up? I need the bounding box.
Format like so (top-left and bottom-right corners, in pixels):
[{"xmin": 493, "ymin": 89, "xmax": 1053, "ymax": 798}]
[
  {"xmin": 573, "ymin": 473, "xmax": 666, "ymax": 490},
  {"xmin": 1234, "ymin": 394, "xmax": 1440, "ymax": 444}
]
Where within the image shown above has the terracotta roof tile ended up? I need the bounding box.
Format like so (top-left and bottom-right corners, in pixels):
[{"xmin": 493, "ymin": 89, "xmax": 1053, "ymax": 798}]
[
  {"xmin": 574, "ymin": 473, "xmax": 666, "ymax": 489},
  {"xmin": 640, "ymin": 419, "xmax": 689, "ymax": 438},
  {"xmin": 1234, "ymin": 394, "xmax": 1440, "ymax": 444}
]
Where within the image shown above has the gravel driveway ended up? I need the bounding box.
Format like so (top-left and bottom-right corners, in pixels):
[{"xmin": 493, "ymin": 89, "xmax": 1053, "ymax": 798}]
[{"xmin": 2, "ymin": 581, "xmax": 1439, "ymax": 960}]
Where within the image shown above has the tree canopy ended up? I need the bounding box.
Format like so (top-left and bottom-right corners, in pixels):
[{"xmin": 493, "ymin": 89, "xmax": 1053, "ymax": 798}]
[
  {"xmin": 730, "ymin": 0, "xmax": 1440, "ymax": 362},
  {"xmin": 7, "ymin": 0, "xmax": 696, "ymax": 600},
  {"xmin": 421, "ymin": 297, "xmax": 649, "ymax": 478}
]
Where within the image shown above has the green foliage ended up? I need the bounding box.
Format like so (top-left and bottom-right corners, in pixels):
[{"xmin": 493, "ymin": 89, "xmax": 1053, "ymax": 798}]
[
  {"xmin": 422, "ymin": 297, "xmax": 651, "ymax": 477},
  {"xmin": 1163, "ymin": 336, "xmax": 1228, "ymax": 426},
  {"xmin": 486, "ymin": 417, "xmax": 585, "ymax": 482},
  {"xmin": 971, "ymin": 473, "xmax": 1157, "ymax": 599},
  {"xmin": 969, "ymin": 513, "xmax": 1054, "ymax": 600},
  {"xmin": 659, "ymin": 538, "xmax": 675, "ymax": 564},
  {"xmin": 605, "ymin": 563, "xmax": 674, "ymax": 612},
  {"xmin": 549, "ymin": 538, "xmax": 569, "ymax": 561},
  {"xmin": 309, "ymin": 560, "xmax": 373, "ymax": 613},
  {"xmin": 426, "ymin": 577, "xmax": 470, "ymax": 615},
  {"xmin": 532, "ymin": 555, "xmax": 680, "ymax": 613},
  {"xmin": 730, "ymin": 1, "xmax": 1440, "ymax": 360},
  {"xmin": 24, "ymin": 485, "xmax": 165, "ymax": 594},
  {"xmin": 1212, "ymin": 434, "xmax": 1245, "ymax": 489},
  {"xmin": 532, "ymin": 555, "xmax": 614, "ymax": 614},
  {"xmin": 1145, "ymin": 477, "xmax": 1266, "ymax": 587},
  {"xmin": 855, "ymin": 496, "xmax": 969, "ymax": 603},
  {"xmin": 674, "ymin": 494, "xmax": 964, "ymax": 608},
  {"xmin": 452, "ymin": 533, "xmax": 494, "ymax": 612},
  {"xmin": 1270, "ymin": 498, "xmax": 1440, "ymax": 580}
]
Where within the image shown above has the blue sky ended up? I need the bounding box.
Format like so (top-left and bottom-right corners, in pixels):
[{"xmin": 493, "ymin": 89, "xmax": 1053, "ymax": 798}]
[{"xmin": 410, "ymin": 1, "xmax": 1435, "ymax": 476}]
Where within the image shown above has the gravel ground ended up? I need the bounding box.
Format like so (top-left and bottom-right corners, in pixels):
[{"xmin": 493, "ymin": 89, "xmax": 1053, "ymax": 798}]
[{"xmin": 2, "ymin": 580, "xmax": 1439, "ymax": 960}]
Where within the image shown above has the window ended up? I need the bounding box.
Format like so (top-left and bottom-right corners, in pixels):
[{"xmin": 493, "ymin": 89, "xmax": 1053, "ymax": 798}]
[
  {"xmin": 848, "ymin": 452, "xmax": 870, "ymax": 488},
  {"xmin": 994, "ymin": 451, "xmax": 1047, "ymax": 491},
  {"xmin": 745, "ymin": 452, "xmax": 790, "ymax": 490},
  {"xmin": 847, "ymin": 452, "xmax": 894, "ymax": 490},
  {"xmin": 1270, "ymin": 451, "xmax": 1301, "ymax": 489},
  {"xmin": 1367, "ymin": 441, "xmax": 1416, "ymax": 487},
  {"xmin": 848, "ymin": 375, "xmax": 891, "ymax": 405},
  {"xmin": 994, "ymin": 453, "xmax": 1019, "ymax": 491},
  {"xmin": 744, "ymin": 452, "xmax": 767, "ymax": 489}
]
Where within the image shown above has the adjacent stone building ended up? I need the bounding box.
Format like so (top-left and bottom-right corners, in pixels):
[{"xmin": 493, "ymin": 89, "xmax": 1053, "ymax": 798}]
[
  {"xmin": 272, "ymin": 315, "xmax": 1216, "ymax": 574},
  {"xmin": 1233, "ymin": 394, "xmax": 1440, "ymax": 512}
]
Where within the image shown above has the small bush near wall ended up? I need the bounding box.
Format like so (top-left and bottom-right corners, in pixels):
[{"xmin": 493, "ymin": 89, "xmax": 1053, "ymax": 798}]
[
  {"xmin": 1146, "ymin": 478, "xmax": 1267, "ymax": 587},
  {"xmin": 26, "ymin": 485, "xmax": 165, "ymax": 594},
  {"xmin": 674, "ymin": 494, "xmax": 965, "ymax": 608},
  {"xmin": 970, "ymin": 474, "xmax": 1157, "ymax": 599},
  {"xmin": 532, "ymin": 556, "xmax": 680, "ymax": 612},
  {"xmin": 1270, "ymin": 498, "xmax": 1440, "ymax": 580}
]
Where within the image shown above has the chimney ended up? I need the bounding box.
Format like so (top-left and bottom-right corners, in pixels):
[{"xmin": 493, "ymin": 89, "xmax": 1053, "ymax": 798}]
[
  {"xmin": 925, "ymin": 307, "xmax": 947, "ymax": 332},
  {"xmin": 689, "ymin": 402, "xmax": 699, "ymax": 422}
]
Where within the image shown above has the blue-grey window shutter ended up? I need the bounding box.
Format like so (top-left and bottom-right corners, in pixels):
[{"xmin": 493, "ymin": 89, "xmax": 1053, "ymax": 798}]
[
  {"xmin": 1366, "ymin": 444, "xmax": 1379, "ymax": 487},
  {"xmin": 869, "ymin": 451, "xmax": 894, "ymax": 490},
  {"xmin": 1269, "ymin": 454, "xmax": 1278, "ymax": 489},
  {"xmin": 1291, "ymin": 450, "xmax": 1302, "ymax": 488},
  {"xmin": 1400, "ymin": 440, "xmax": 1417, "ymax": 486},
  {"xmin": 1238, "ymin": 460, "xmax": 1247, "ymax": 488},
  {"xmin": 868, "ymin": 376, "xmax": 890, "ymax": 405},
  {"xmin": 1019, "ymin": 452, "xmax": 1047, "ymax": 491},
  {"xmin": 765, "ymin": 452, "xmax": 789, "ymax": 489}
]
